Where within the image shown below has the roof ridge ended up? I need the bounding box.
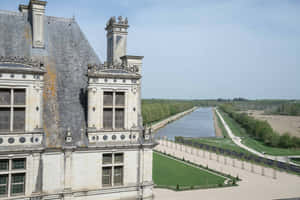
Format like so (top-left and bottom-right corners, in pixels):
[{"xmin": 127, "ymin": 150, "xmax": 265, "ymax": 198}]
[
  {"xmin": 46, "ymin": 15, "xmax": 75, "ymax": 23},
  {"xmin": 0, "ymin": 10, "xmax": 24, "ymax": 16}
]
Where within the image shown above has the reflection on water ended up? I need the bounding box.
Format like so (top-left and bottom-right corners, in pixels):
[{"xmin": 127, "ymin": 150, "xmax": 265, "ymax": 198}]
[{"xmin": 154, "ymin": 107, "xmax": 215, "ymax": 140}]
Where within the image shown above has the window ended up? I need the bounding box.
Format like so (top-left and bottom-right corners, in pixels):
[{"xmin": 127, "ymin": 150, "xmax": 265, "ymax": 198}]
[
  {"xmin": 115, "ymin": 109, "xmax": 124, "ymax": 129},
  {"xmin": 114, "ymin": 166, "xmax": 123, "ymax": 185},
  {"xmin": 103, "ymin": 92, "xmax": 113, "ymax": 106},
  {"xmin": 114, "ymin": 153, "xmax": 124, "ymax": 164},
  {"xmin": 0, "ymin": 175, "xmax": 8, "ymax": 196},
  {"xmin": 0, "ymin": 89, "xmax": 26, "ymax": 132},
  {"xmin": 102, "ymin": 153, "xmax": 124, "ymax": 187},
  {"xmin": 103, "ymin": 91, "xmax": 125, "ymax": 129},
  {"xmin": 0, "ymin": 158, "xmax": 26, "ymax": 197},
  {"xmin": 115, "ymin": 92, "xmax": 124, "ymax": 106},
  {"xmin": 103, "ymin": 108, "xmax": 113, "ymax": 129},
  {"xmin": 102, "ymin": 154, "xmax": 112, "ymax": 165},
  {"xmin": 102, "ymin": 167, "xmax": 112, "ymax": 186}
]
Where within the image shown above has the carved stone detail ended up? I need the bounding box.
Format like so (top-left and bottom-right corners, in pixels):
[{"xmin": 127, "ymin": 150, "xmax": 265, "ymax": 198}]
[
  {"xmin": 106, "ymin": 16, "xmax": 128, "ymax": 27},
  {"xmin": 87, "ymin": 62, "xmax": 139, "ymax": 74},
  {"xmin": 0, "ymin": 56, "xmax": 44, "ymax": 69}
]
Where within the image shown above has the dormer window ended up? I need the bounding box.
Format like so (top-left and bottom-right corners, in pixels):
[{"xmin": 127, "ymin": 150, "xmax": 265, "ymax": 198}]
[
  {"xmin": 0, "ymin": 57, "xmax": 45, "ymax": 146},
  {"xmin": 103, "ymin": 91, "xmax": 125, "ymax": 129},
  {"xmin": 0, "ymin": 89, "xmax": 26, "ymax": 132}
]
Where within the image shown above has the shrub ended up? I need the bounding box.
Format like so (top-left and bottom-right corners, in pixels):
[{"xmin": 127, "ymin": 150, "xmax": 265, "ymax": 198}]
[{"xmin": 232, "ymin": 178, "xmax": 236, "ymax": 185}]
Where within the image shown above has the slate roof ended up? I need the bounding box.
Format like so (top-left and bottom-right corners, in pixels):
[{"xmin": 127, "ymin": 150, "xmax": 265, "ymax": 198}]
[{"xmin": 0, "ymin": 10, "xmax": 101, "ymax": 147}]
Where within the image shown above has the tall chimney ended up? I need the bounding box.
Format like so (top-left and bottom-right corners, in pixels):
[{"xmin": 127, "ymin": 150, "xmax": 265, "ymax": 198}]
[
  {"xmin": 29, "ymin": 0, "xmax": 47, "ymax": 48},
  {"xmin": 105, "ymin": 16, "xmax": 129, "ymax": 65}
]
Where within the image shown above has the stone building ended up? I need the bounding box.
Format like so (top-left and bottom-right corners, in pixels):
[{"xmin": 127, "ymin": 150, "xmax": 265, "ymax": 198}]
[{"xmin": 0, "ymin": 1, "xmax": 155, "ymax": 199}]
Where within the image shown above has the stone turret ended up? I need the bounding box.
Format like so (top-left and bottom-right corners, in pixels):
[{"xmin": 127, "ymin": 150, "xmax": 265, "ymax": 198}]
[{"xmin": 105, "ymin": 16, "xmax": 129, "ymax": 65}]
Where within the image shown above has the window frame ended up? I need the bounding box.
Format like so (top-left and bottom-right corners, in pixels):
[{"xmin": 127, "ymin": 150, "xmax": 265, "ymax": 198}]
[
  {"xmin": 102, "ymin": 153, "xmax": 124, "ymax": 187},
  {"xmin": 0, "ymin": 88, "xmax": 26, "ymax": 132},
  {"xmin": 0, "ymin": 158, "xmax": 26, "ymax": 197},
  {"xmin": 102, "ymin": 91, "xmax": 125, "ymax": 130}
]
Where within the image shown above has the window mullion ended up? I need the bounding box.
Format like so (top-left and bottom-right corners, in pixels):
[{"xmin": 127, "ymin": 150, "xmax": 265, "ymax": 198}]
[
  {"xmin": 112, "ymin": 92, "xmax": 115, "ymax": 130},
  {"xmin": 7, "ymin": 160, "xmax": 11, "ymax": 197},
  {"xmin": 10, "ymin": 89, "xmax": 13, "ymax": 132},
  {"xmin": 111, "ymin": 165, "xmax": 114, "ymax": 187}
]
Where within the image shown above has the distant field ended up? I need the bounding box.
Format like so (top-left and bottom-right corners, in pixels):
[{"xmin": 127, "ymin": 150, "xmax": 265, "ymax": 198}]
[
  {"xmin": 153, "ymin": 152, "xmax": 225, "ymax": 188},
  {"xmin": 243, "ymin": 110, "xmax": 300, "ymax": 138},
  {"xmin": 220, "ymin": 110, "xmax": 300, "ymax": 156}
]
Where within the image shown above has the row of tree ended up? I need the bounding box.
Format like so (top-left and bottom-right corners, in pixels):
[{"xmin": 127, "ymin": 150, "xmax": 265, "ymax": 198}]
[
  {"xmin": 219, "ymin": 104, "xmax": 300, "ymax": 149},
  {"xmin": 142, "ymin": 99, "xmax": 196, "ymax": 125},
  {"xmin": 268, "ymin": 102, "xmax": 300, "ymax": 116}
]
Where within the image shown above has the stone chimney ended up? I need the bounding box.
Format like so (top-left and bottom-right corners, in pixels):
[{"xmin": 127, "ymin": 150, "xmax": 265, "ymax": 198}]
[
  {"xmin": 29, "ymin": 0, "xmax": 47, "ymax": 48},
  {"xmin": 105, "ymin": 16, "xmax": 129, "ymax": 65},
  {"xmin": 18, "ymin": 4, "xmax": 29, "ymax": 13}
]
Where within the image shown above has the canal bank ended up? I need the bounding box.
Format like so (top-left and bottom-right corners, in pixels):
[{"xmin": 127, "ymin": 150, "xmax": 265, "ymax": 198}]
[
  {"xmin": 154, "ymin": 107, "xmax": 216, "ymax": 140},
  {"xmin": 150, "ymin": 107, "xmax": 198, "ymax": 132}
]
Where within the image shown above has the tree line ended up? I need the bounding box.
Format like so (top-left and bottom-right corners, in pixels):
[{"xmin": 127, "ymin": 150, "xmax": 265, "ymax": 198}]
[
  {"xmin": 142, "ymin": 99, "xmax": 196, "ymax": 125},
  {"xmin": 219, "ymin": 104, "xmax": 300, "ymax": 149},
  {"xmin": 268, "ymin": 102, "xmax": 300, "ymax": 116}
]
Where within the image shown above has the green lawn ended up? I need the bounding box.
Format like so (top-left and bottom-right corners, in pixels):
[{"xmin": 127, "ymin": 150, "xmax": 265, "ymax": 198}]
[
  {"xmin": 290, "ymin": 158, "xmax": 300, "ymax": 165},
  {"xmin": 192, "ymin": 138, "xmax": 253, "ymax": 155},
  {"xmin": 153, "ymin": 152, "xmax": 226, "ymax": 188},
  {"xmin": 219, "ymin": 110, "xmax": 300, "ymax": 156}
]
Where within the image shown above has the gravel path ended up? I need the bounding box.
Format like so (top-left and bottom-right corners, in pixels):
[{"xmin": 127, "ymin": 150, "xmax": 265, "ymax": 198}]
[
  {"xmin": 154, "ymin": 140, "xmax": 300, "ymax": 200},
  {"xmin": 212, "ymin": 108, "xmax": 223, "ymax": 138}
]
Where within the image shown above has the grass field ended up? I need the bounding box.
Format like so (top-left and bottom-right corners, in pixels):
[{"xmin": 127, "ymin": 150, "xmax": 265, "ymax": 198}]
[
  {"xmin": 192, "ymin": 138, "xmax": 253, "ymax": 155},
  {"xmin": 219, "ymin": 110, "xmax": 300, "ymax": 156},
  {"xmin": 242, "ymin": 110, "xmax": 300, "ymax": 138},
  {"xmin": 290, "ymin": 158, "xmax": 300, "ymax": 165},
  {"xmin": 153, "ymin": 152, "xmax": 226, "ymax": 188}
]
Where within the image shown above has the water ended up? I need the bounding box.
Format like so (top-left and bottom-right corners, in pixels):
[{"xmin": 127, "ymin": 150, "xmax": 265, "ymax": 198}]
[{"xmin": 154, "ymin": 107, "xmax": 215, "ymax": 140}]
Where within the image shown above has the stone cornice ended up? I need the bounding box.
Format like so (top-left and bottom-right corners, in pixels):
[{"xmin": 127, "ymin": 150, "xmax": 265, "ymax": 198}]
[
  {"xmin": 120, "ymin": 55, "xmax": 144, "ymax": 60},
  {"xmin": 87, "ymin": 62, "xmax": 141, "ymax": 79},
  {"xmin": 88, "ymin": 72, "xmax": 141, "ymax": 79},
  {"xmin": 0, "ymin": 56, "xmax": 46, "ymax": 74},
  {"xmin": 30, "ymin": 0, "xmax": 47, "ymax": 6},
  {"xmin": 18, "ymin": 4, "xmax": 29, "ymax": 12}
]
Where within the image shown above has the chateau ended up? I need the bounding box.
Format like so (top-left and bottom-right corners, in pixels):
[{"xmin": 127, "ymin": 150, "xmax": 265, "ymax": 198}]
[{"xmin": 0, "ymin": 1, "xmax": 155, "ymax": 199}]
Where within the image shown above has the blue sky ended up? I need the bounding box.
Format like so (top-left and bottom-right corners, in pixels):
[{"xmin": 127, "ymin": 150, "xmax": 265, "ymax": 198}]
[{"xmin": 2, "ymin": 0, "xmax": 300, "ymax": 99}]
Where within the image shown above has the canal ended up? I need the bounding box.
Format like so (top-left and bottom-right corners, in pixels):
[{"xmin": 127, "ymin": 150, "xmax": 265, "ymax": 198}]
[{"xmin": 154, "ymin": 107, "xmax": 215, "ymax": 140}]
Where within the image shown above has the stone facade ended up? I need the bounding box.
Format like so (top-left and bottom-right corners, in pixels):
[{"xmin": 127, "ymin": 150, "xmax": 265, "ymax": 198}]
[{"xmin": 0, "ymin": 1, "xmax": 155, "ymax": 199}]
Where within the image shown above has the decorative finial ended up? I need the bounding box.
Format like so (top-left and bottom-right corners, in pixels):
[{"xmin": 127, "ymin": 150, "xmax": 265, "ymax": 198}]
[
  {"xmin": 118, "ymin": 16, "xmax": 123, "ymax": 23},
  {"xmin": 65, "ymin": 127, "xmax": 72, "ymax": 143}
]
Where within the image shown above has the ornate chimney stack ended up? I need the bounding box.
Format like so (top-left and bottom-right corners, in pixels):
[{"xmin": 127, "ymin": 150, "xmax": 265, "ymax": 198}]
[
  {"xmin": 29, "ymin": 0, "xmax": 47, "ymax": 48},
  {"xmin": 105, "ymin": 16, "xmax": 129, "ymax": 65}
]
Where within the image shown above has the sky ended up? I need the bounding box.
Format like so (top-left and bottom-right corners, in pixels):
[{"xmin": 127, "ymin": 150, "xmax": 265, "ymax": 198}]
[{"xmin": 1, "ymin": 0, "xmax": 300, "ymax": 99}]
